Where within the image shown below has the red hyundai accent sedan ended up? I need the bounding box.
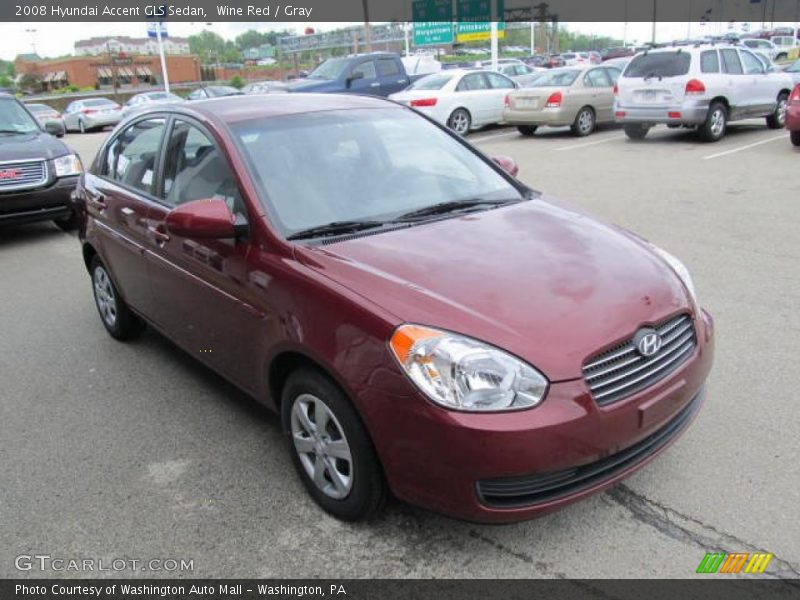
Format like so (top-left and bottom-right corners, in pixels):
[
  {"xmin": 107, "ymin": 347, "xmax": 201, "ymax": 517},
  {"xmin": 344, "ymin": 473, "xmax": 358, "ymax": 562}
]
[{"xmin": 76, "ymin": 94, "xmax": 713, "ymax": 523}]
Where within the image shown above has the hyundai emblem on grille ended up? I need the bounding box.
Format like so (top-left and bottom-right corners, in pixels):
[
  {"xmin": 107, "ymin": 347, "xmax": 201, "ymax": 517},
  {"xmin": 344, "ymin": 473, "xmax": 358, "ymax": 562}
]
[{"xmin": 634, "ymin": 329, "xmax": 663, "ymax": 357}]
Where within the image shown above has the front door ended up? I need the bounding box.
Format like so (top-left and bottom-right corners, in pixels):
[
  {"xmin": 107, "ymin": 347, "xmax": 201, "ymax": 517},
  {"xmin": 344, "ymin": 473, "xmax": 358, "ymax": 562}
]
[
  {"xmin": 144, "ymin": 118, "xmax": 266, "ymax": 393},
  {"xmin": 88, "ymin": 117, "xmax": 167, "ymax": 318}
]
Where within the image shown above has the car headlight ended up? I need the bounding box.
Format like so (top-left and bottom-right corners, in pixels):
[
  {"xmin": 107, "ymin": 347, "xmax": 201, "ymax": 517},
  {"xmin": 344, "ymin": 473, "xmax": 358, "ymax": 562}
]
[
  {"xmin": 389, "ymin": 324, "xmax": 548, "ymax": 412},
  {"xmin": 53, "ymin": 154, "xmax": 83, "ymax": 178},
  {"xmin": 649, "ymin": 244, "xmax": 697, "ymax": 305}
]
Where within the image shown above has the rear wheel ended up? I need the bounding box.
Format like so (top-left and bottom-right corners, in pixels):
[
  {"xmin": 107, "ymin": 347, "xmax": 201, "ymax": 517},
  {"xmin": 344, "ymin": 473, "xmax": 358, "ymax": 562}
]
[
  {"xmin": 78, "ymin": 119, "xmax": 86, "ymax": 134},
  {"xmin": 700, "ymin": 102, "xmax": 727, "ymax": 142},
  {"xmin": 281, "ymin": 367, "xmax": 387, "ymax": 521},
  {"xmin": 90, "ymin": 256, "xmax": 145, "ymax": 341},
  {"xmin": 447, "ymin": 108, "xmax": 471, "ymax": 135},
  {"xmin": 571, "ymin": 106, "xmax": 595, "ymax": 137},
  {"xmin": 517, "ymin": 125, "xmax": 538, "ymax": 136},
  {"xmin": 623, "ymin": 123, "xmax": 650, "ymax": 140},
  {"xmin": 766, "ymin": 92, "xmax": 789, "ymax": 129},
  {"xmin": 791, "ymin": 130, "xmax": 800, "ymax": 147}
]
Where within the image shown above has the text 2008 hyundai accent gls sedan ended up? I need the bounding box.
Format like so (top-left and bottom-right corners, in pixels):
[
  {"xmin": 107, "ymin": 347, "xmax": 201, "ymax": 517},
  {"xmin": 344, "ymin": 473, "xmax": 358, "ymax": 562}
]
[{"xmin": 76, "ymin": 94, "xmax": 713, "ymax": 523}]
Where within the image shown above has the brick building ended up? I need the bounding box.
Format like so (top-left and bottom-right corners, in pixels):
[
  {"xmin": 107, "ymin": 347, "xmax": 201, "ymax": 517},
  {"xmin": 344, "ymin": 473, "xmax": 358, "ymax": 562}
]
[{"xmin": 15, "ymin": 54, "xmax": 201, "ymax": 91}]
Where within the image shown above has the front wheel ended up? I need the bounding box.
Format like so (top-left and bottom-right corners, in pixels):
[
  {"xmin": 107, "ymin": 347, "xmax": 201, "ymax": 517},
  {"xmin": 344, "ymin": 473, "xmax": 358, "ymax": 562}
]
[
  {"xmin": 766, "ymin": 92, "xmax": 789, "ymax": 129},
  {"xmin": 79, "ymin": 119, "xmax": 86, "ymax": 134},
  {"xmin": 623, "ymin": 123, "xmax": 650, "ymax": 140},
  {"xmin": 517, "ymin": 125, "xmax": 538, "ymax": 136},
  {"xmin": 447, "ymin": 108, "xmax": 471, "ymax": 135},
  {"xmin": 571, "ymin": 106, "xmax": 595, "ymax": 137},
  {"xmin": 791, "ymin": 130, "xmax": 800, "ymax": 147},
  {"xmin": 90, "ymin": 256, "xmax": 145, "ymax": 341},
  {"xmin": 282, "ymin": 368, "xmax": 387, "ymax": 521},
  {"xmin": 700, "ymin": 102, "xmax": 727, "ymax": 142}
]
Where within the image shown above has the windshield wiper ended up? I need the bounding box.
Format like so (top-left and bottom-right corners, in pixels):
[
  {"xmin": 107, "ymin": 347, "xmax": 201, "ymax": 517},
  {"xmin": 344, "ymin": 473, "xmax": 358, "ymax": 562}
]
[
  {"xmin": 286, "ymin": 220, "xmax": 386, "ymax": 241},
  {"xmin": 392, "ymin": 198, "xmax": 519, "ymax": 222},
  {"xmin": 0, "ymin": 129, "xmax": 29, "ymax": 134}
]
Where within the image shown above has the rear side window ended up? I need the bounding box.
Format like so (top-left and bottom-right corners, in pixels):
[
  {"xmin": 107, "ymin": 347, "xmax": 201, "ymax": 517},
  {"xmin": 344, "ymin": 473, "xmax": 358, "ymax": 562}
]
[
  {"xmin": 584, "ymin": 69, "xmax": 611, "ymax": 87},
  {"xmin": 457, "ymin": 73, "xmax": 489, "ymax": 91},
  {"xmin": 410, "ymin": 73, "xmax": 454, "ymax": 90},
  {"xmin": 720, "ymin": 49, "xmax": 743, "ymax": 74},
  {"xmin": 104, "ymin": 118, "xmax": 166, "ymax": 195},
  {"xmin": 486, "ymin": 72, "xmax": 515, "ymax": 89},
  {"xmin": 700, "ymin": 50, "xmax": 720, "ymax": 73},
  {"xmin": 623, "ymin": 52, "xmax": 691, "ymax": 78}
]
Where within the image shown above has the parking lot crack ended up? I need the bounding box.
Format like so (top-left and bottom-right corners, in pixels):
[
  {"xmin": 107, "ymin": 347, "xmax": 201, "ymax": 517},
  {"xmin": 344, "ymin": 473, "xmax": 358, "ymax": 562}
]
[{"xmin": 607, "ymin": 485, "xmax": 800, "ymax": 580}]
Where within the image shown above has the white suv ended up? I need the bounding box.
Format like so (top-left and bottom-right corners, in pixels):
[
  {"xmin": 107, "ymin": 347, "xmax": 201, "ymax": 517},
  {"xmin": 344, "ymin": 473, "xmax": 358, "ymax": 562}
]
[{"xmin": 614, "ymin": 44, "xmax": 793, "ymax": 142}]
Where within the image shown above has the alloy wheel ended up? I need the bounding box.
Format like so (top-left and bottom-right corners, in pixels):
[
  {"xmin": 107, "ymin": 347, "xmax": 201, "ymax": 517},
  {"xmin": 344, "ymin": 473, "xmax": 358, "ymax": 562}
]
[
  {"xmin": 450, "ymin": 110, "xmax": 470, "ymax": 135},
  {"xmin": 776, "ymin": 98, "xmax": 788, "ymax": 127},
  {"xmin": 93, "ymin": 266, "xmax": 117, "ymax": 327},
  {"xmin": 709, "ymin": 109, "xmax": 725, "ymax": 137},
  {"xmin": 290, "ymin": 393, "xmax": 353, "ymax": 500},
  {"xmin": 578, "ymin": 109, "xmax": 594, "ymax": 134}
]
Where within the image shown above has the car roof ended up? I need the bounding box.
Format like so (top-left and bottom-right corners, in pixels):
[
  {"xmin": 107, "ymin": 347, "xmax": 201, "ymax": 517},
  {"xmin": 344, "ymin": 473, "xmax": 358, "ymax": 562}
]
[{"xmin": 147, "ymin": 93, "xmax": 401, "ymax": 124}]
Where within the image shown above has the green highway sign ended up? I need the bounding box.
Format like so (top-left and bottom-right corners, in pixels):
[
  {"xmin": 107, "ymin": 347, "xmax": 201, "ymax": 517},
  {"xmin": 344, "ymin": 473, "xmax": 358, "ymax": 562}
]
[
  {"xmin": 456, "ymin": 0, "xmax": 505, "ymax": 42},
  {"xmin": 412, "ymin": 0, "xmax": 454, "ymax": 46}
]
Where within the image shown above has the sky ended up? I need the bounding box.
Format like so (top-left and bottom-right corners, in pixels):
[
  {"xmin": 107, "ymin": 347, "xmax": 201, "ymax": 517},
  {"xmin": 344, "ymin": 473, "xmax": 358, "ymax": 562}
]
[{"xmin": 2, "ymin": 20, "xmax": 798, "ymax": 61}]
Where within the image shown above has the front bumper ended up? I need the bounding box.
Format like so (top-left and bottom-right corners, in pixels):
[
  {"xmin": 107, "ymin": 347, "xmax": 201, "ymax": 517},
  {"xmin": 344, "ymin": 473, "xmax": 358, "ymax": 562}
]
[
  {"xmin": 615, "ymin": 99, "xmax": 710, "ymax": 126},
  {"xmin": 0, "ymin": 175, "xmax": 79, "ymax": 226},
  {"xmin": 363, "ymin": 309, "xmax": 714, "ymax": 523},
  {"xmin": 504, "ymin": 107, "xmax": 576, "ymax": 127}
]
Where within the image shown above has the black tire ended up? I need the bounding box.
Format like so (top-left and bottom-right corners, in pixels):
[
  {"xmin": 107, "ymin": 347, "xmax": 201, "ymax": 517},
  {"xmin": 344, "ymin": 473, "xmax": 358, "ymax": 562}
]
[
  {"xmin": 281, "ymin": 367, "xmax": 387, "ymax": 522},
  {"xmin": 791, "ymin": 130, "xmax": 800, "ymax": 147},
  {"xmin": 571, "ymin": 106, "xmax": 595, "ymax": 137},
  {"xmin": 447, "ymin": 108, "xmax": 471, "ymax": 135},
  {"xmin": 766, "ymin": 92, "xmax": 789, "ymax": 129},
  {"xmin": 517, "ymin": 125, "xmax": 538, "ymax": 136},
  {"xmin": 54, "ymin": 210, "xmax": 78, "ymax": 232},
  {"xmin": 776, "ymin": 53, "xmax": 788, "ymax": 62},
  {"xmin": 89, "ymin": 256, "xmax": 145, "ymax": 341},
  {"xmin": 699, "ymin": 101, "xmax": 727, "ymax": 142},
  {"xmin": 623, "ymin": 123, "xmax": 650, "ymax": 140}
]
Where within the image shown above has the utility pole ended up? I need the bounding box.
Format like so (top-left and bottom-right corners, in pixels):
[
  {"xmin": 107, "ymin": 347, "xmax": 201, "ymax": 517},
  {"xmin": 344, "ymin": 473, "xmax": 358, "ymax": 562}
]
[
  {"xmin": 652, "ymin": 0, "xmax": 658, "ymax": 44},
  {"xmin": 530, "ymin": 0, "xmax": 535, "ymax": 54},
  {"xmin": 155, "ymin": 22, "xmax": 170, "ymax": 93},
  {"xmin": 25, "ymin": 28, "xmax": 37, "ymax": 54},
  {"xmin": 490, "ymin": 0, "xmax": 499, "ymax": 72},
  {"xmin": 362, "ymin": 0, "xmax": 372, "ymax": 52}
]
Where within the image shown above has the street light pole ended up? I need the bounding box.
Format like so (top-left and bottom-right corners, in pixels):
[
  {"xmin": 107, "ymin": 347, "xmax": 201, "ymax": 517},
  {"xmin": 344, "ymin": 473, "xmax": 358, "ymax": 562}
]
[
  {"xmin": 155, "ymin": 22, "xmax": 170, "ymax": 94},
  {"xmin": 25, "ymin": 28, "xmax": 38, "ymax": 54},
  {"xmin": 652, "ymin": 0, "xmax": 658, "ymax": 44}
]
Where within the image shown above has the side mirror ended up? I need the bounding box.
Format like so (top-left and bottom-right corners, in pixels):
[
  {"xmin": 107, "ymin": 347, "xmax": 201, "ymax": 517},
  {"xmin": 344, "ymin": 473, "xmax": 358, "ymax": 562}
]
[
  {"xmin": 346, "ymin": 71, "xmax": 365, "ymax": 87},
  {"xmin": 165, "ymin": 198, "xmax": 237, "ymax": 239},
  {"xmin": 492, "ymin": 155, "xmax": 519, "ymax": 178},
  {"xmin": 44, "ymin": 122, "xmax": 62, "ymax": 136}
]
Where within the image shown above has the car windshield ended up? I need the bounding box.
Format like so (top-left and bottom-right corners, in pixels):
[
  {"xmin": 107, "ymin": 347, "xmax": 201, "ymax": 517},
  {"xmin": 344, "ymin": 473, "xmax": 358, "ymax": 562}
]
[
  {"xmin": 232, "ymin": 108, "xmax": 524, "ymax": 239},
  {"xmin": 409, "ymin": 73, "xmax": 454, "ymax": 90},
  {"xmin": 307, "ymin": 58, "xmax": 349, "ymax": 80},
  {"xmin": 0, "ymin": 99, "xmax": 41, "ymax": 133},
  {"xmin": 525, "ymin": 69, "xmax": 580, "ymax": 87},
  {"xmin": 624, "ymin": 52, "xmax": 692, "ymax": 78}
]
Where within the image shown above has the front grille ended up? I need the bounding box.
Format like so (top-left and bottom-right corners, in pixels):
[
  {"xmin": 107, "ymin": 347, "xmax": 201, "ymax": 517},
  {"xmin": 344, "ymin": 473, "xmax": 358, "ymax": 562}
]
[
  {"xmin": 583, "ymin": 313, "xmax": 697, "ymax": 406},
  {"xmin": 476, "ymin": 388, "xmax": 704, "ymax": 508},
  {"xmin": 0, "ymin": 160, "xmax": 47, "ymax": 192}
]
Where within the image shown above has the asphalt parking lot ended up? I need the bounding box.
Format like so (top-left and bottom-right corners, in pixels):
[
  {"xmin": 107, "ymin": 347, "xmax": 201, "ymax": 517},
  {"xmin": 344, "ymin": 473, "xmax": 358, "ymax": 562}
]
[{"xmin": 1, "ymin": 122, "xmax": 799, "ymax": 579}]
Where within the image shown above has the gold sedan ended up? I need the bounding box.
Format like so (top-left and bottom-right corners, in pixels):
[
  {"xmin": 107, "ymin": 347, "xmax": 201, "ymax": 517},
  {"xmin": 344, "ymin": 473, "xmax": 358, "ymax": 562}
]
[{"xmin": 503, "ymin": 66, "xmax": 622, "ymax": 137}]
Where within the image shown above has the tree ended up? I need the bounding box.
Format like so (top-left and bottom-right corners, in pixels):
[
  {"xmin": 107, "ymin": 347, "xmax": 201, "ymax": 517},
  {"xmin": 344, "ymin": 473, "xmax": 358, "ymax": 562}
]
[
  {"xmin": 188, "ymin": 30, "xmax": 228, "ymax": 63},
  {"xmin": 17, "ymin": 72, "xmax": 43, "ymax": 93},
  {"xmin": 235, "ymin": 30, "xmax": 270, "ymax": 50}
]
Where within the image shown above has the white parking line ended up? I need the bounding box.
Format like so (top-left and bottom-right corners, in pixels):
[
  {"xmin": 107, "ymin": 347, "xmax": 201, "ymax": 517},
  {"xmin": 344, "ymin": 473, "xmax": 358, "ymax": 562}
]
[
  {"xmin": 555, "ymin": 134, "xmax": 627, "ymax": 152},
  {"xmin": 471, "ymin": 131, "xmax": 519, "ymax": 143},
  {"xmin": 702, "ymin": 133, "xmax": 787, "ymax": 160}
]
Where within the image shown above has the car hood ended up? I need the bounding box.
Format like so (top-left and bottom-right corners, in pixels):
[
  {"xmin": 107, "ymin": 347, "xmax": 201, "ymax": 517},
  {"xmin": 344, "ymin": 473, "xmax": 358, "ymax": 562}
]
[
  {"xmin": 296, "ymin": 197, "xmax": 693, "ymax": 381},
  {"xmin": 0, "ymin": 131, "xmax": 71, "ymax": 161},
  {"xmin": 285, "ymin": 78, "xmax": 338, "ymax": 92}
]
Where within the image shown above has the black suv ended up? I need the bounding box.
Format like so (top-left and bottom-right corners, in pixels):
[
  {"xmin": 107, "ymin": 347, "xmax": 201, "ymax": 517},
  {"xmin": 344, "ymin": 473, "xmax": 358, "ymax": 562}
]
[{"xmin": 0, "ymin": 93, "xmax": 82, "ymax": 229}]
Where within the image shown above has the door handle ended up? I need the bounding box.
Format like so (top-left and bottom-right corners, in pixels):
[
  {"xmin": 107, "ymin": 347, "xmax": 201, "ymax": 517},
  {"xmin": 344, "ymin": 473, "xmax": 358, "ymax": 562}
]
[
  {"xmin": 370, "ymin": 82, "xmax": 380, "ymax": 88},
  {"xmin": 147, "ymin": 225, "xmax": 170, "ymax": 245},
  {"xmin": 397, "ymin": 79, "xmax": 408, "ymax": 84},
  {"xmin": 120, "ymin": 207, "xmax": 135, "ymax": 216},
  {"xmin": 87, "ymin": 192, "xmax": 107, "ymax": 210}
]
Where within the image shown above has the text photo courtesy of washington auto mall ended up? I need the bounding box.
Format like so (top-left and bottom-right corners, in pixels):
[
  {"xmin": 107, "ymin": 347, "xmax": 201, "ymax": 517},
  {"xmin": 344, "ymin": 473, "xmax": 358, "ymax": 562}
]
[{"xmin": 0, "ymin": 0, "xmax": 799, "ymax": 597}]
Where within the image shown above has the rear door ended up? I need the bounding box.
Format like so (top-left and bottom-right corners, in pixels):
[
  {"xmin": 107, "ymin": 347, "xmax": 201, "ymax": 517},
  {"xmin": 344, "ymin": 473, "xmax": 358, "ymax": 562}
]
[
  {"xmin": 143, "ymin": 117, "xmax": 265, "ymax": 394},
  {"xmin": 455, "ymin": 72, "xmax": 494, "ymax": 125},
  {"xmin": 583, "ymin": 68, "xmax": 615, "ymax": 121},
  {"xmin": 87, "ymin": 117, "xmax": 167, "ymax": 319},
  {"xmin": 376, "ymin": 57, "xmax": 410, "ymax": 96},
  {"xmin": 719, "ymin": 48, "xmax": 747, "ymax": 117}
]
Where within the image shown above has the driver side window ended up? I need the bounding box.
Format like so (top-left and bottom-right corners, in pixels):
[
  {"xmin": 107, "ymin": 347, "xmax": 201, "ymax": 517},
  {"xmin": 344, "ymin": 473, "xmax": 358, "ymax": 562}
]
[
  {"xmin": 740, "ymin": 50, "xmax": 765, "ymax": 75},
  {"xmin": 351, "ymin": 61, "xmax": 377, "ymax": 80},
  {"xmin": 160, "ymin": 120, "xmax": 246, "ymax": 220}
]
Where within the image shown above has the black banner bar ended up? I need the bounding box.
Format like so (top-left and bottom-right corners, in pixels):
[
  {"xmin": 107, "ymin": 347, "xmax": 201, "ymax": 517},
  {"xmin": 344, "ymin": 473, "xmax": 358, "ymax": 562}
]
[
  {"xmin": 3, "ymin": 579, "xmax": 800, "ymax": 600},
  {"xmin": 4, "ymin": 0, "xmax": 800, "ymax": 23}
]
